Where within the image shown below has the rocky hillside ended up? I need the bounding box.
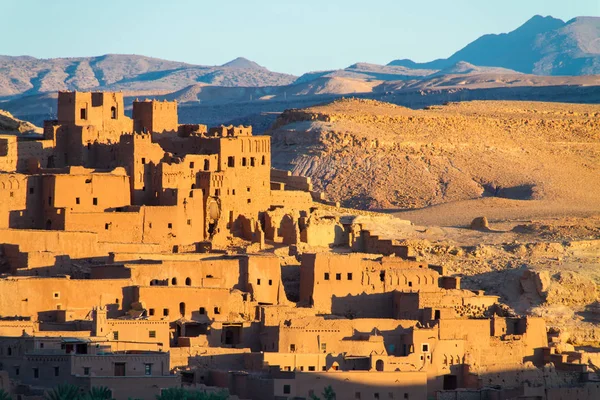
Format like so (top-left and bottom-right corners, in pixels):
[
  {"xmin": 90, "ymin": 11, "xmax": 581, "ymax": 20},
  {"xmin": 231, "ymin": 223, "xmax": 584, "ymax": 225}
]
[
  {"xmin": 0, "ymin": 110, "xmax": 41, "ymax": 134},
  {"xmin": 389, "ymin": 15, "xmax": 600, "ymax": 75},
  {"xmin": 268, "ymin": 98, "xmax": 600, "ymax": 214},
  {"xmin": 0, "ymin": 54, "xmax": 296, "ymax": 97}
]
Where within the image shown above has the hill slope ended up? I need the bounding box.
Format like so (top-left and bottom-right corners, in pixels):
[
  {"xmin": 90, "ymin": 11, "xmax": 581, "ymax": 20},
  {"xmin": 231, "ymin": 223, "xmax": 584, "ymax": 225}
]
[
  {"xmin": 268, "ymin": 99, "xmax": 600, "ymax": 218},
  {"xmin": 389, "ymin": 15, "xmax": 600, "ymax": 75}
]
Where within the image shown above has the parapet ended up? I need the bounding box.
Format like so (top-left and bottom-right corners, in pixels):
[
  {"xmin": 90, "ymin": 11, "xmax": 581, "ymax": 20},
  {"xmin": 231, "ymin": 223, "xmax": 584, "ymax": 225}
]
[
  {"xmin": 178, "ymin": 124, "xmax": 208, "ymax": 138},
  {"xmin": 207, "ymin": 125, "xmax": 252, "ymax": 138}
]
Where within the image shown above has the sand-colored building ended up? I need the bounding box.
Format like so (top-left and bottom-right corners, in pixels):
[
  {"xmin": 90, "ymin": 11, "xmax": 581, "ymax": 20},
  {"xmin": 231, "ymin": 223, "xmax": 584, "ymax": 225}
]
[{"xmin": 0, "ymin": 92, "xmax": 596, "ymax": 400}]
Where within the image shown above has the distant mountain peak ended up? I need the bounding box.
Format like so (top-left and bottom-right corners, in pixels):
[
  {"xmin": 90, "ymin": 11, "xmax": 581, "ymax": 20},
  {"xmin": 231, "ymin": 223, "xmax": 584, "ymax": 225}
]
[
  {"xmin": 221, "ymin": 57, "xmax": 265, "ymax": 70},
  {"xmin": 513, "ymin": 14, "xmax": 565, "ymax": 35},
  {"xmin": 388, "ymin": 14, "xmax": 598, "ymax": 76}
]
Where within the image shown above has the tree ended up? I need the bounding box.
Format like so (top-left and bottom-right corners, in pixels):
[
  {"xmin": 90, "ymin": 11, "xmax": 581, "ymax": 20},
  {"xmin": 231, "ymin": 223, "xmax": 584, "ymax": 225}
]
[
  {"xmin": 310, "ymin": 385, "xmax": 336, "ymax": 400},
  {"xmin": 44, "ymin": 384, "xmax": 82, "ymax": 400},
  {"xmin": 82, "ymin": 387, "xmax": 113, "ymax": 400},
  {"xmin": 156, "ymin": 388, "xmax": 228, "ymax": 400},
  {"xmin": 45, "ymin": 385, "xmax": 114, "ymax": 400},
  {"xmin": 0, "ymin": 389, "xmax": 11, "ymax": 400}
]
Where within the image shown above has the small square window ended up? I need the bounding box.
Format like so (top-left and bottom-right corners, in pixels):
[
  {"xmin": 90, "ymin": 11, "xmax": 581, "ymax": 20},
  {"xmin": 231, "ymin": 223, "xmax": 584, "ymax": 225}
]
[
  {"xmin": 336, "ymin": 273, "xmax": 341, "ymax": 280},
  {"xmin": 242, "ymin": 158, "xmax": 247, "ymax": 167},
  {"xmin": 215, "ymin": 189, "xmax": 220, "ymax": 196},
  {"xmin": 144, "ymin": 363, "xmax": 152, "ymax": 376},
  {"xmin": 308, "ymin": 366, "xmax": 315, "ymax": 371},
  {"xmin": 422, "ymin": 344, "xmax": 429, "ymax": 352},
  {"xmin": 75, "ymin": 197, "xmax": 80, "ymax": 204},
  {"xmin": 168, "ymin": 223, "xmax": 173, "ymax": 229},
  {"xmin": 324, "ymin": 273, "xmax": 330, "ymax": 280},
  {"xmin": 408, "ymin": 282, "xmax": 413, "ymax": 287},
  {"xmin": 113, "ymin": 332, "xmax": 119, "ymax": 340},
  {"xmin": 29, "ymin": 187, "xmax": 34, "ymax": 194},
  {"xmin": 15, "ymin": 367, "xmax": 19, "ymax": 376},
  {"xmin": 187, "ymin": 219, "xmax": 191, "ymax": 225},
  {"xmin": 93, "ymin": 198, "xmax": 98, "ymax": 206},
  {"xmin": 105, "ymin": 223, "xmax": 110, "ymax": 230},
  {"xmin": 149, "ymin": 308, "xmax": 155, "ymax": 316},
  {"xmin": 53, "ymin": 292, "xmax": 60, "ymax": 299},
  {"xmin": 257, "ymin": 279, "xmax": 261, "ymax": 285},
  {"xmin": 290, "ymin": 344, "xmax": 296, "ymax": 352},
  {"xmin": 141, "ymin": 158, "xmax": 146, "ymax": 165},
  {"xmin": 54, "ymin": 366, "xmax": 59, "ymax": 377},
  {"xmin": 83, "ymin": 367, "xmax": 90, "ymax": 376},
  {"xmin": 199, "ymin": 307, "xmax": 206, "ymax": 314},
  {"xmin": 149, "ymin": 331, "xmax": 156, "ymax": 338},
  {"xmin": 33, "ymin": 368, "xmax": 39, "ymax": 379},
  {"xmin": 283, "ymin": 385, "xmax": 291, "ymax": 395},
  {"xmin": 347, "ymin": 273, "xmax": 353, "ymax": 280},
  {"xmin": 189, "ymin": 162, "xmax": 194, "ymax": 168},
  {"xmin": 247, "ymin": 198, "xmax": 251, "ymax": 204},
  {"xmin": 214, "ymin": 307, "xmax": 221, "ymax": 315},
  {"xmin": 247, "ymin": 187, "xmax": 251, "ymax": 192},
  {"xmin": 268, "ymin": 279, "xmax": 272, "ymax": 286}
]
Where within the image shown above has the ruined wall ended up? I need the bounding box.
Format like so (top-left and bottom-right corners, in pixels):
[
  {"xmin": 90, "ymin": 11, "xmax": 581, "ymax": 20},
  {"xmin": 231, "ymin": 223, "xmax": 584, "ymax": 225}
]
[
  {"xmin": 0, "ymin": 135, "xmax": 53, "ymax": 173},
  {"xmin": 299, "ymin": 253, "xmax": 439, "ymax": 314}
]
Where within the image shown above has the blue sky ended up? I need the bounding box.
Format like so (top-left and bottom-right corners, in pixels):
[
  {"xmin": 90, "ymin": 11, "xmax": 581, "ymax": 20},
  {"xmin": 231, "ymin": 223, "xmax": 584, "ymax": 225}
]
[{"xmin": 2, "ymin": 0, "xmax": 598, "ymax": 75}]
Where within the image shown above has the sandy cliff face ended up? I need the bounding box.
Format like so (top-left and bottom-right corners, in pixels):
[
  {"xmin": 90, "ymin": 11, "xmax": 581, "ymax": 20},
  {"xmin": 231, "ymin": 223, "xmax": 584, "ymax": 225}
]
[{"xmin": 268, "ymin": 99, "xmax": 600, "ymax": 216}]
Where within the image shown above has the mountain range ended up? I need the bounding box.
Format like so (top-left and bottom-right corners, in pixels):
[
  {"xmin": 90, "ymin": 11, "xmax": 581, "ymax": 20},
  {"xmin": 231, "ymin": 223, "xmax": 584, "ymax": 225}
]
[{"xmin": 0, "ymin": 15, "xmax": 598, "ymax": 129}]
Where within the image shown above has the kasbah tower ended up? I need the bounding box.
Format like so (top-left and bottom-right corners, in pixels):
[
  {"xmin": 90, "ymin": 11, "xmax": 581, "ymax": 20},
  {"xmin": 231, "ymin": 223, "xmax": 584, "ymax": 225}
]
[{"xmin": 0, "ymin": 91, "xmax": 595, "ymax": 399}]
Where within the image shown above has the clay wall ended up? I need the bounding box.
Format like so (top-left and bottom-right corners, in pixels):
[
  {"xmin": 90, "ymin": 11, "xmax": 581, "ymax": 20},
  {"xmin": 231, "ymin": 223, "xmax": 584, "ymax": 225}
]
[
  {"xmin": 265, "ymin": 370, "xmax": 427, "ymax": 400},
  {"xmin": 300, "ymin": 253, "xmax": 439, "ymax": 314},
  {"xmin": 134, "ymin": 286, "xmax": 250, "ymax": 323},
  {"xmin": 269, "ymin": 190, "xmax": 314, "ymax": 210},
  {"xmin": 0, "ymin": 229, "xmax": 102, "ymax": 258},
  {"xmin": 132, "ymin": 100, "xmax": 178, "ymax": 134},
  {"xmin": 42, "ymin": 168, "xmax": 131, "ymax": 213},
  {"xmin": 0, "ymin": 277, "xmax": 133, "ymax": 320},
  {"xmin": 0, "ymin": 173, "xmax": 42, "ymax": 229},
  {"xmin": 118, "ymin": 133, "xmax": 166, "ymax": 204},
  {"xmin": 394, "ymin": 291, "xmax": 499, "ymax": 321},
  {"xmin": 261, "ymin": 317, "xmax": 416, "ymax": 355},
  {"xmin": 93, "ymin": 320, "xmax": 171, "ymax": 352},
  {"xmin": 90, "ymin": 254, "xmax": 283, "ymax": 305},
  {"xmin": 0, "ymin": 135, "xmax": 53, "ymax": 173}
]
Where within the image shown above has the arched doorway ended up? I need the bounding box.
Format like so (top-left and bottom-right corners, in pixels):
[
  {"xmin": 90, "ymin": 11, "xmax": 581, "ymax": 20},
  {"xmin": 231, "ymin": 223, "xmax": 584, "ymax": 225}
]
[{"xmin": 375, "ymin": 359, "xmax": 384, "ymax": 371}]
